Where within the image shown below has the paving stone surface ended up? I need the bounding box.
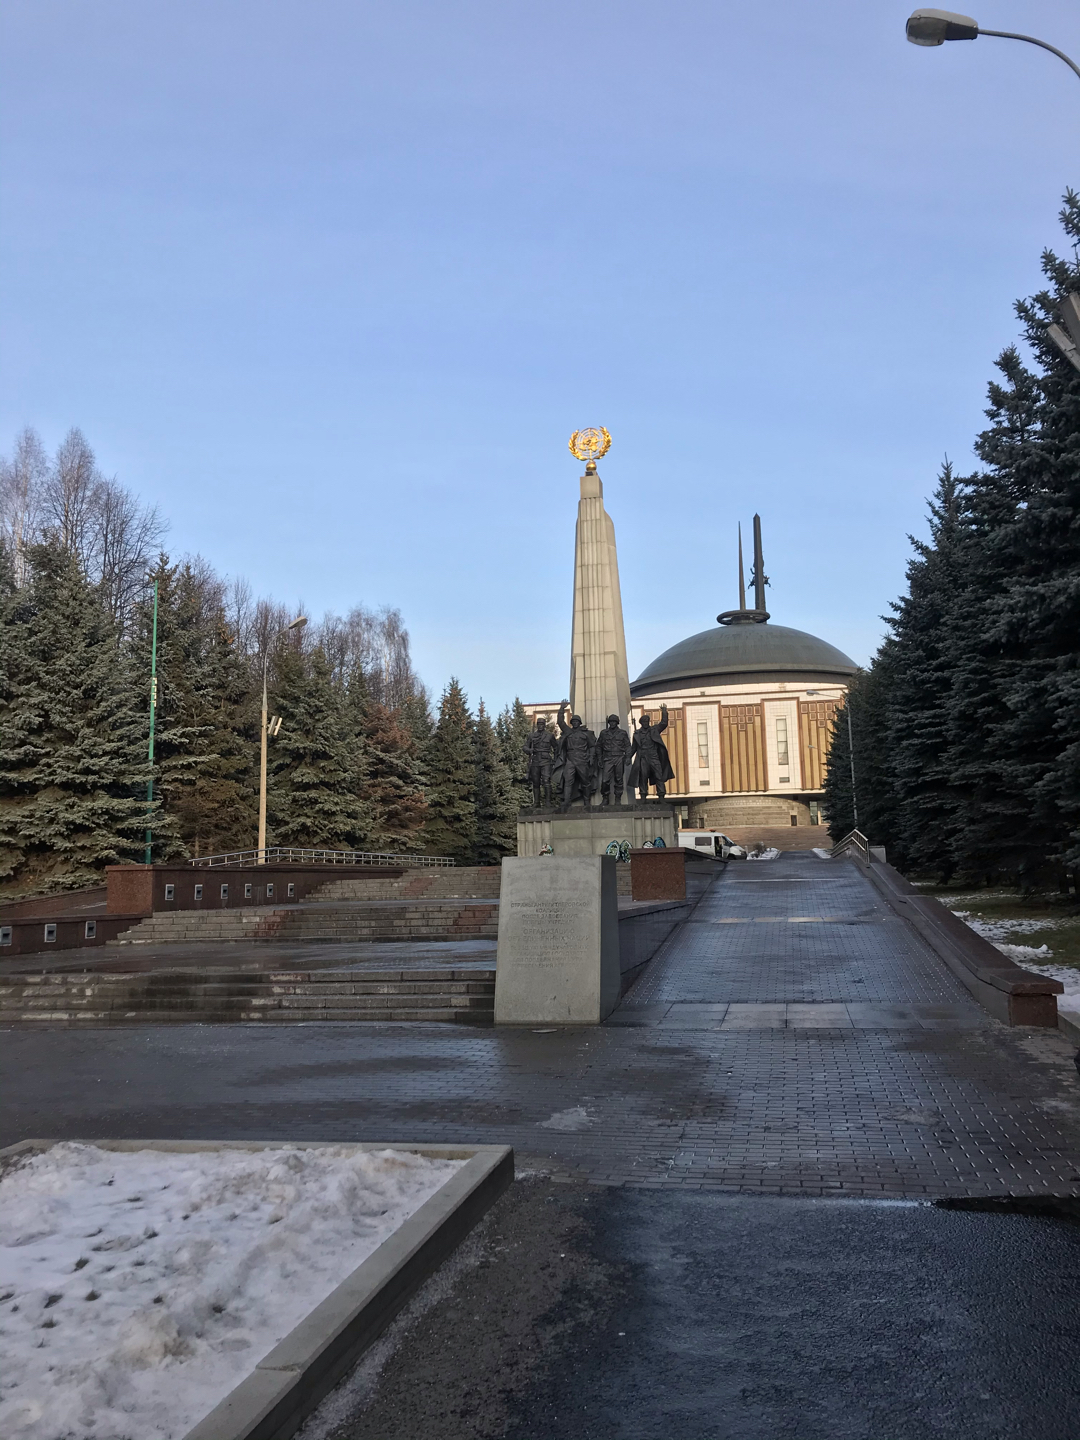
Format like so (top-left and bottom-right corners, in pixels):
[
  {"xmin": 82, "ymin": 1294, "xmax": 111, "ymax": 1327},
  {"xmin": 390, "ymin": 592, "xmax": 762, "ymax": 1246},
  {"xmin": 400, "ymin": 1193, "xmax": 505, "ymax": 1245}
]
[{"xmin": 4, "ymin": 854, "xmax": 1080, "ymax": 1198}]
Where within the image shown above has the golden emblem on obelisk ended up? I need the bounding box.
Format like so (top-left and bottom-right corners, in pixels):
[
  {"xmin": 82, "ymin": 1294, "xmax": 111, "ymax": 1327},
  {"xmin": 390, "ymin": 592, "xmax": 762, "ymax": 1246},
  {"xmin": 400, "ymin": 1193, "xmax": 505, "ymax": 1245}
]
[{"xmin": 568, "ymin": 426, "xmax": 612, "ymax": 463}]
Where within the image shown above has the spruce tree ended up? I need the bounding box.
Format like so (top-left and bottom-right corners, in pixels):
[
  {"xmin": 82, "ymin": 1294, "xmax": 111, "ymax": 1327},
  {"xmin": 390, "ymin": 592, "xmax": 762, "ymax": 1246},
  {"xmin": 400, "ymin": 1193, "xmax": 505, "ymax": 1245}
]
[
  {"xmin": 126, "ymin": 557, "xmax": 206, "ymax": 859},
  {"xmin": 344, "ymin": 669, "xmax": 427, "ymax": 851},
  {"xmin": 495, "ymin": 698, "xmax": 534, "ymax": 814},
  {"xmin": 266, "ymin": 645, "xmax": 374, "ymax": 849},
  {"xmin": 473, "ymin": 700, "xmax": 517, "ymax": 864},
  {"xmin": 168, "ymin": 570, "xmax": 259, "ymax": 856},
  {"xmin": 422, "ymin": 678, "xmax": 477, "ymax": 861},
  {"xmin": 882, "ymin": 464, "xmax": 968, "ymax": 875},
  {"xmin": 0, "ymin": 543, "xmax": 160, "ymax": 891}
]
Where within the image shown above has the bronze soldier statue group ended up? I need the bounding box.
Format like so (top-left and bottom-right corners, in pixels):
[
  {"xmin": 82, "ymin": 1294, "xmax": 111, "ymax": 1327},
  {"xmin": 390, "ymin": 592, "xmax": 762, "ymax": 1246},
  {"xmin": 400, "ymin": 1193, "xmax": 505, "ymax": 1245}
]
[{"xmin": 523, "ymin": 703, "xmax": 674, "ymax": 811}]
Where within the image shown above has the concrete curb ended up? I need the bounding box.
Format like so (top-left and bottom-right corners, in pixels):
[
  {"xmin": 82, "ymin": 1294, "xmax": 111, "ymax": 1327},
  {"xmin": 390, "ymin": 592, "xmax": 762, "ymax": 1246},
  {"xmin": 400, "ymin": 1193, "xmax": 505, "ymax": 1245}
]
[
  {"xmin": 0, "ymin": 1138, "xmax": 513, "ymax": 1440},
  {"xmin": 1058, "ymin": 1009, "xmax": 1080, "ymax": 1045},
  {"xmin": 856, "ymin": 859, "xmax": 1062, "ymax": 1027}
]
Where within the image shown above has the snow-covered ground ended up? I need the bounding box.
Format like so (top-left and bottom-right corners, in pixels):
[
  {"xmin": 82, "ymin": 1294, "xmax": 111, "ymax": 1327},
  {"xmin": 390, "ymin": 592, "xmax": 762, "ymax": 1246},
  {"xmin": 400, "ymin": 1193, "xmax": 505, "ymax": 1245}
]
[
  {"xmin": 951, "ymin": 910, "xmax": 1080, "ymax": 1003},
  {"xmin": 812, "ymin": 848, "xmax": 833, "ymax": 860},
  {"xmin": 0, "ymin": 1142, "xmax": 462, "ymax": 1440},
  {"xmin": 746, "ymin": 848, "xmax": 781, "ymax": 861}
]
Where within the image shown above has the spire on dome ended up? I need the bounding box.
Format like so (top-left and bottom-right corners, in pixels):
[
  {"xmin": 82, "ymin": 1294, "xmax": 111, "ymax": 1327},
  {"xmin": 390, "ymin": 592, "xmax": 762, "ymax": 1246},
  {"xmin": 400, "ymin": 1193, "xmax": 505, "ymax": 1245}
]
[{"xmin": 718, "ymin": 514, "xmax": 770, "ymax": 626}]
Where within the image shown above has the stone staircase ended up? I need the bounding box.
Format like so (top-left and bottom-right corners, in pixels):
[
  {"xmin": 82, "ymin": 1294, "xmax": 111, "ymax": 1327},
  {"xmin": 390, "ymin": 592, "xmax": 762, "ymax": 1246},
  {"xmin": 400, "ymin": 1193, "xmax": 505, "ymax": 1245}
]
[
  {"xmin": 0, "ymin": 967, "xmax": 496, "ymax": 1025},
  {"xmin": 116, "ymin": 899, "xmax": 499, "ymax": 945},
  {"xmin": 310, "ymin": 867, "xmax": 502, "ymax": 901}
]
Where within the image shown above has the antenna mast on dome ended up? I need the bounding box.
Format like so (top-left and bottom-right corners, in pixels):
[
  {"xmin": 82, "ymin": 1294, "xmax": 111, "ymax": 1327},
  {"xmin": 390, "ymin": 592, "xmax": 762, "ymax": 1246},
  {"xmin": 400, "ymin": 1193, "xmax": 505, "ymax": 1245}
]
[{"xmin": 717, "ymin": 514, "xmax": 770, "ymax": 625}]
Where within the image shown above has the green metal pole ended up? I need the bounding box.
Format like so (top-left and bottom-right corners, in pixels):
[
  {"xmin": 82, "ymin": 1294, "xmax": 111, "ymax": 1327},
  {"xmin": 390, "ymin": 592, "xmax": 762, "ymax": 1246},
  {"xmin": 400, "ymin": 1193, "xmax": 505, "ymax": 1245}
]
[{"xmin": 144, "ymin": 578, "xmax": 159, "ymax": 865}]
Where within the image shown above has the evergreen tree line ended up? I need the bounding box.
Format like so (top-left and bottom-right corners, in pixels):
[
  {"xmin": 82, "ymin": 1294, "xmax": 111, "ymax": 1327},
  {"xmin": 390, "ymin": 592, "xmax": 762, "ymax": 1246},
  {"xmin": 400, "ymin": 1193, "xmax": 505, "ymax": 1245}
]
[
  {"xmin": 824, "ymin": 193, "xmax": 1080, "ymax": 887},
  {"xmin": 0, "ymin": 433, "xmax": 534, "ymax": 894}
]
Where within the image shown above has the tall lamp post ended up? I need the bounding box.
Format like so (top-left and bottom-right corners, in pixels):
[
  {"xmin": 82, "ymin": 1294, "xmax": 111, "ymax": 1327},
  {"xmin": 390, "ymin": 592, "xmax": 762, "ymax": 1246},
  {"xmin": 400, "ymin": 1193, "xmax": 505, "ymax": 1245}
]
[
  {"xmin": 258, "ymin": 614, "xmax": 307, "ymax": 862},
  {"xmin": 144, "ymin": 577, "xmax": 160, "ymax": 865},
  {"xmin": 806, "ymin": 691, "xmax": 858, "ymax": 831},
  {"xmin": 906, "ymin": 14, "xmax": 1080, "ymax": 372}
]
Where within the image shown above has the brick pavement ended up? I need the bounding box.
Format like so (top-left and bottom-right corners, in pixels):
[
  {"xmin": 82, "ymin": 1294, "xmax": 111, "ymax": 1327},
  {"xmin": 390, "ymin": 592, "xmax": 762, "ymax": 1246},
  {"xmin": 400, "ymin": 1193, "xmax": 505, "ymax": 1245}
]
[{"xmin": 4, "ymin": 854, "xmax": 1080, "ymax": 1198}]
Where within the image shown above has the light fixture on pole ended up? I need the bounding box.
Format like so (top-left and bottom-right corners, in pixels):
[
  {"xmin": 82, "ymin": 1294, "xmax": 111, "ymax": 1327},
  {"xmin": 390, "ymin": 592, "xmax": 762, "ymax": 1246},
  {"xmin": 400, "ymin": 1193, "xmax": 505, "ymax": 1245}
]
[
  {"xmin": 1048, "ymin": 293, "xmax": 1080, "ymax": 375},
  {"xmin": 258, "ymin": 615, "xmax": 307, "ymax": 862},
  {"xmin": 905, "ymin": 10, "xmax": 1080, "ymax": 83}
]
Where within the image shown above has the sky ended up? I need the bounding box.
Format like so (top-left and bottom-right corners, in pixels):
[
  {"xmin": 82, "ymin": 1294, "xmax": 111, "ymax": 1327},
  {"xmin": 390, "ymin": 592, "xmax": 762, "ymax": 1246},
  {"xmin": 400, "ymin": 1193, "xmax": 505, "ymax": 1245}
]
[{"xmin": 1, "ymin": 1, "xmax": 1077, "ymax": 712}]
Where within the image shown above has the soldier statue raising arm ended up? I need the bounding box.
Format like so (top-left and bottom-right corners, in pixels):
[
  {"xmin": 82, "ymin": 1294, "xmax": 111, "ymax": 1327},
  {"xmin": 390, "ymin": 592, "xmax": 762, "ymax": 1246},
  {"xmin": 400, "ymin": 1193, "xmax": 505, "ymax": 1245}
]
[
  {"xmin": 629, "ymin": 703, "xmax": 674, "ymax": 801},
  {"xmin": 557, "ymin": 700, "xmax": 597, "ymax": 811}
]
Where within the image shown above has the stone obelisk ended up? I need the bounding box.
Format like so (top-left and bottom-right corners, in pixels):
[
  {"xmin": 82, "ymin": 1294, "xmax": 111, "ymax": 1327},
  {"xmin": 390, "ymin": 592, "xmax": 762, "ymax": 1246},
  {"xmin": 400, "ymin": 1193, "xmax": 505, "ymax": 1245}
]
[{"xmin": 568, "ymin": 449, "xmax": 631, "ymax": 738}]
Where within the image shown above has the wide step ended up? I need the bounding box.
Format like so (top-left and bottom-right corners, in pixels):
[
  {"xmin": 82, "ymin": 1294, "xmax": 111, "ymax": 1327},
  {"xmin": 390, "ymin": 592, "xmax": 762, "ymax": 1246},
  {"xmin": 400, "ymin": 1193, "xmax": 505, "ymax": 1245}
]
[{"xmin": 0, "ymin": 968, "xmax": 496, "ymax": 1026}]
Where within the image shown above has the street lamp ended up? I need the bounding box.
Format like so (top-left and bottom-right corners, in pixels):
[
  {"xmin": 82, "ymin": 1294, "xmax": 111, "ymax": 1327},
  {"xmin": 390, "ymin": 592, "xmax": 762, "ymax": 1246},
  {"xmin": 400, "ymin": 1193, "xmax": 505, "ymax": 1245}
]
[
  {"xmin": 258, "ymin": 614, "xmax": 307, "ymax": 861},
  {"xmin": 1047, "ymin": 293, "xmax": 1080, "ymax": 375},
  {"xmin": 905, "ymin": 10, "xmax": 1080, "ymax": 83},
  {"xmin": 906, "ymin": 14, "xmax": 1080, "ymax": 374},
  {"xmin": 806, "ymin": 690, "xmax": 858, "ymax": 831}
]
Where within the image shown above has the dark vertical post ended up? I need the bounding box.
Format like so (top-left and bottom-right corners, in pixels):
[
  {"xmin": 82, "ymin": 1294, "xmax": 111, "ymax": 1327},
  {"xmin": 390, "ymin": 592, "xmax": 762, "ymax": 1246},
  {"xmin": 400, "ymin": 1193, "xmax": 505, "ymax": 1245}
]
[
  {"xmin": 144, "ymin": 577, "xmax": 159, "ymax": 865},
  {"xmin": 753, "ymin": 514, "xmax": 766, "ymax": 613}
]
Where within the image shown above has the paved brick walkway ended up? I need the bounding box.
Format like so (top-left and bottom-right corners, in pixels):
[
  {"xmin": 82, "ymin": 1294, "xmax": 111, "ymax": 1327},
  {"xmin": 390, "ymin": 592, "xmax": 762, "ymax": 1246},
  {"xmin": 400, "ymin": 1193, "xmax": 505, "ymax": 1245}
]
[{"xmin": 4, "ymin": 855, "xmax": 1080, "ymax": 1198}]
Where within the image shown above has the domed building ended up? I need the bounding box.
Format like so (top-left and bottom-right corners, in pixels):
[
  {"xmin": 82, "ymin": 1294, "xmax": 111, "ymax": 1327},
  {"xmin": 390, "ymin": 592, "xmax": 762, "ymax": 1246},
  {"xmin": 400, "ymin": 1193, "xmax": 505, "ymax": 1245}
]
[
  {"xmin": 629, "ymin": 517, "xmax": 856, "ymax": 832},
  {"xmin": 523, "ymin": 514, "xmax": 857, "ymax": 837}
]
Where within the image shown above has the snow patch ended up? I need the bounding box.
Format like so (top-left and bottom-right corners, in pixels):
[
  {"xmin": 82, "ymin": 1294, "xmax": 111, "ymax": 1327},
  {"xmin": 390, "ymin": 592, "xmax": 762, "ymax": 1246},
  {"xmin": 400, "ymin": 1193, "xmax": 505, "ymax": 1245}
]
[
  {"xmin": 0, "ymin": 1142, "xmax": 462, "ymax": 1440},
  {"xmin": 951, "ymin": 909, "xmax": 1080, "ymax": 984},
  {"xmin": 951, "ymin": 910, "xmax": 1064, "ymax": 945},
  {"xmin": 746, "ymin": 849, "xmax": 781, "ymax": 861},
  {"xmin": 812, "ymin": 848, "xmax": 833, "ymax": 860},
  {"xmin": 540, "ymin": 1107, "xmax": 593, "ymax": 1132}
]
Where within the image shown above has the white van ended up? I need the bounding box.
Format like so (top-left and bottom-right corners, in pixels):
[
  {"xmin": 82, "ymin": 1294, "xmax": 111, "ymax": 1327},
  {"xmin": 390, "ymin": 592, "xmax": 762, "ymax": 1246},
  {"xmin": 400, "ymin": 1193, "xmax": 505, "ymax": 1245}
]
[{"xmin": 677, "ymin": 830, "xmax": 746, "ymax": 861}]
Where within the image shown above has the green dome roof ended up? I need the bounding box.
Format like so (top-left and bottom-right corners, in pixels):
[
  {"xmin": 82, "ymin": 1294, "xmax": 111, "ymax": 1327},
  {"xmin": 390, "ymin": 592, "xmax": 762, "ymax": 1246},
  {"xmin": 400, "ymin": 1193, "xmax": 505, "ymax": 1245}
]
[{"xmin": 631, "ymin": 621, "xmax": 858, "ymax": 696}]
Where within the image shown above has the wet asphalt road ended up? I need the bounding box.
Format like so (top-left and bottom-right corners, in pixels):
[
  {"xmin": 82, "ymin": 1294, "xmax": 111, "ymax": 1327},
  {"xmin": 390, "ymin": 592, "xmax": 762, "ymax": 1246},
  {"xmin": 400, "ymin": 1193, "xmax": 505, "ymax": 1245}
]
[{"xmin": 306, "ymin": 1178, "xmax": 1080, "ymax": 1440}]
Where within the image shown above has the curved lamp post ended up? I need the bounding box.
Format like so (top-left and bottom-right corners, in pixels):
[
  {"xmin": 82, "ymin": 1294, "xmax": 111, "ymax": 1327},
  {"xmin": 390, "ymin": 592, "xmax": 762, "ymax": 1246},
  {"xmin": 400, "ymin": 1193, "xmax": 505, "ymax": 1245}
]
[
  {"xmin": 905, "ymin": 9, "xmax": 1080, "ymax": 83},
  {"xmin": 258, "ymin": 614, "xmax": 307, "ymax": 861},
  {"xmin": 906, "ymin": 12, "xmax": 1080, "ymax": 374}
]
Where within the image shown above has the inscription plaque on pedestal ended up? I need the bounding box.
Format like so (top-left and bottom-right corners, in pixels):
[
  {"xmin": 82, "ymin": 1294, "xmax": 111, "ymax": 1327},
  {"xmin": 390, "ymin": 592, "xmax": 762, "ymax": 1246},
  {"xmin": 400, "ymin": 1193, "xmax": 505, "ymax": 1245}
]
[{"xmin": 494, "ymin": 856, "xmax": 620, "ymax": 1025}]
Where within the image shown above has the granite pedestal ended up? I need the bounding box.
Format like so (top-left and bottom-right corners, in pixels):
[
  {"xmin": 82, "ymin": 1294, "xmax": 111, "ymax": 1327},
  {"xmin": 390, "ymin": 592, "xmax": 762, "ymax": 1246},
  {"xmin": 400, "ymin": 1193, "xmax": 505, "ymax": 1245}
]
[
  {"xmin": 494, "ymin": 856, "xmax": 620, "ymax": 1025},
  {"xmin": 516, "ymin": 803, "xmax": 676, "ymax": 858}
]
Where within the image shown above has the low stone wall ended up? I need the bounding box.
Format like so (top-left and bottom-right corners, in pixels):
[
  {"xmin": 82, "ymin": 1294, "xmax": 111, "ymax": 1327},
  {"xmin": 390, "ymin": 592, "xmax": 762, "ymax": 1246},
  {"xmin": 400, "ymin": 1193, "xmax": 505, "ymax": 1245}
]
[
  {"xmin": 617, "ymin": 901, "xmax": 690, "ymax": 991},
  {"xmin": 0, "ymin": 913, "xmax": 144, "ymax": 957},
  {"xmin": 630, "ymin": 847, "xmax": 686, "ymax": 901},
  {"xmin": 862, "ymin": 858, "xmax": 1062, "ymax": 1026},
  {"xmin": 105, "ymin": 864, "xmax": 410, "ymax": 917}
]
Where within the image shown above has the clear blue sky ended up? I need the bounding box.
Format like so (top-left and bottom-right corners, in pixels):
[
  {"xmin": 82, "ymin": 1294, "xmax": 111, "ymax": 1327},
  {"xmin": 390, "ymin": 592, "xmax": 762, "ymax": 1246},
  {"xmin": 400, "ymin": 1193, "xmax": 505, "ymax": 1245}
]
[{"xmin": 2, "ymin": 1, "xmax": 1077, "ymax": 711}]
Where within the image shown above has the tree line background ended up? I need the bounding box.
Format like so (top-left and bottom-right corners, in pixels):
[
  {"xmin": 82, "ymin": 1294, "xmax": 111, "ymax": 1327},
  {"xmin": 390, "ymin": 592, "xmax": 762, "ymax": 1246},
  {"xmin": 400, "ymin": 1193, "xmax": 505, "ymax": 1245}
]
[
  {"xmin": 825, "ymin": 193, "xmax": 1080, "ymax": 889},
  {"xmin": 0, "ymin": 430, "xmax": 534, "ymax": 895}
]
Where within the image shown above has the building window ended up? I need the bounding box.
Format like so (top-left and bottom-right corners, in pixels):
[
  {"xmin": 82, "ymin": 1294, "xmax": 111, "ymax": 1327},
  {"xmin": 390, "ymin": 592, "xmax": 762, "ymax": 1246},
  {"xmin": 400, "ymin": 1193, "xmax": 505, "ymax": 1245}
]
[
  {"xmin": 697, "ymin": 720, "xmax": 709, "ymax": 769},
  {"xmin": 44, "ymin": 923, "xmax": 57, "ymax": 943},
  {"xmin": 266, "ymin": 883, "xmax": 274, "ymax": 899},
  {"xmin": 699, "ymin": 780, "xmax": 710, "ymax": 786},
  {"xmin": 789, "ymin": 815, "xmax": 798, "ymax": 826},
  {"xmin": 164, "ymin": 883, "xmax": 175, "ymax": 901},
  {"xmin": 220, "ymin": 884, "xmax": 229, "ymax": 900},
  {"xmin": 0, "ymin": 927, "xmax": 12, "ymax": 946},
  {"xmin": 776, "ymin": 716, "xmax": 790, "ymax": 768},
  {"xmin": 194, "ymin": 884, "xmax": 203, "ymax": 901},
  {"xmin": 287, "ymin": 883, "xmax": 296, "ymax": 898},
  {"xmin": 85, "ymin": 920, "xmax": 97, "ymax": 939},
  {"xmin": 244, "ymin": 883, "xmax": 253, "ymax": 899}
]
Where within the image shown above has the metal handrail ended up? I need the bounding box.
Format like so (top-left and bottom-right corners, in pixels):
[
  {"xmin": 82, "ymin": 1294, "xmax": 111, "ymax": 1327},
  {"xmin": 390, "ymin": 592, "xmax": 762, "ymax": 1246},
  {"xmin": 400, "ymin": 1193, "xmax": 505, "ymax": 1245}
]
[
  {"xmin": 830, "ymin": 829, "xmax": 872, "ymax": 865},
  {"xmin": 188, "ymin": 847, "xmax": 456, "ymax": 869}
]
